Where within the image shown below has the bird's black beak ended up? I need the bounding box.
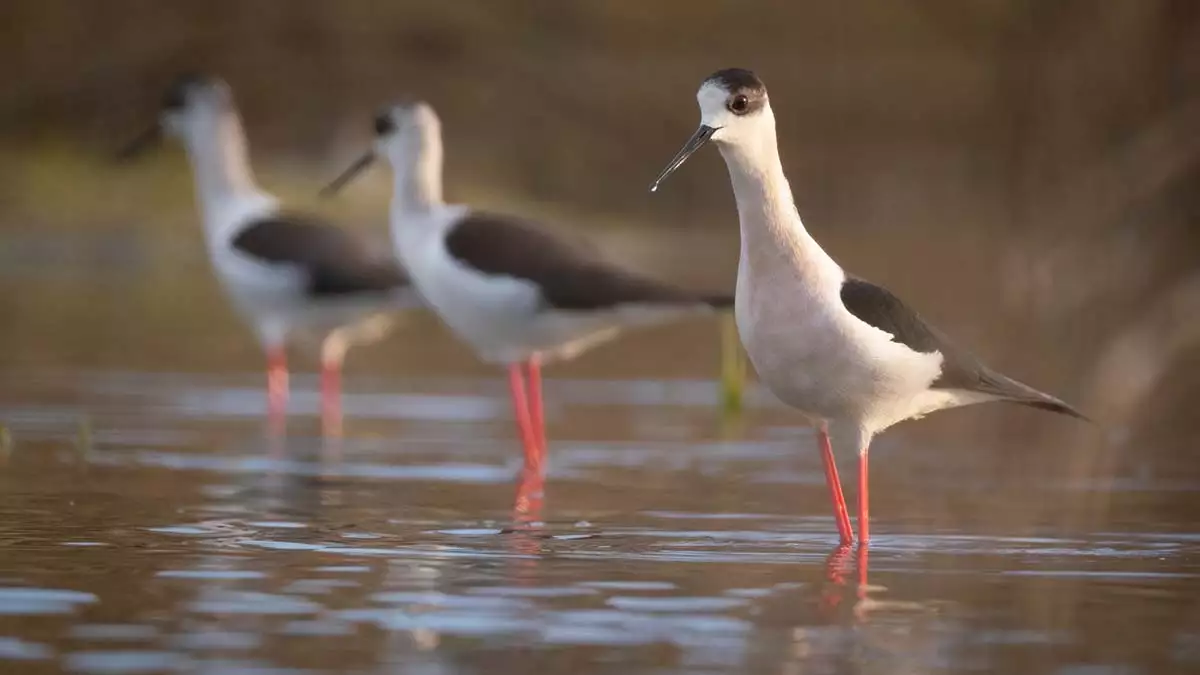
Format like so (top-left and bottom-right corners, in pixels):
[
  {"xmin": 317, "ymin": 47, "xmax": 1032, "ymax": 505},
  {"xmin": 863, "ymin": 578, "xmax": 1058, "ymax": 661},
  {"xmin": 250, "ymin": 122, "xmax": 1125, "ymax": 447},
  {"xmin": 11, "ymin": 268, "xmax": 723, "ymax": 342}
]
[
  {"xmin": 320, "ymin": 151, "xmax": 377, "ymax": 198},
  {"xmin": 115, "ymin": 123, "xmax": 162, "ymax": 162},
  {"xmin": 650, "ymin": 125, "xmax": 717, "ymax": 192}
]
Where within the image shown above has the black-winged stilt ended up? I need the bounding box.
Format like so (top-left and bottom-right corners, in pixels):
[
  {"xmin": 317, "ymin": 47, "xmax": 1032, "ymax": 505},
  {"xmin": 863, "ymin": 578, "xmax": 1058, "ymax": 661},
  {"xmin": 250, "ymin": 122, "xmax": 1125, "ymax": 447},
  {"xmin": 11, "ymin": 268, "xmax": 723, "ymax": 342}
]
[
  {"xmin": 120, "ymin": 74, "xmax": 421, "ymax": 432},
  {"xmin": 651, "ymin": 68, "xmax": 1085, "ymax": 546},
  {"xmin": 322, "ymin": 101, "xmax": 733, "ymax": 472}
]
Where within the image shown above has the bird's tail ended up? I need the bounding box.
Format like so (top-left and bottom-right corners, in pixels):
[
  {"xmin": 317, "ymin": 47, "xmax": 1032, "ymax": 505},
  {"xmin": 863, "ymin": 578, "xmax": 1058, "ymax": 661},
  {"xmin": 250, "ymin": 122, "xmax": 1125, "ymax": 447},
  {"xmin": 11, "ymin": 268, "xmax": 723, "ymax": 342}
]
[
  {"xmin": 1016, "ymin": 396, "xmax": 1089, "ymax": 420},
  {"xmin": 983, "ymin": 370, "xmax": 1090, "ymax": 422}
]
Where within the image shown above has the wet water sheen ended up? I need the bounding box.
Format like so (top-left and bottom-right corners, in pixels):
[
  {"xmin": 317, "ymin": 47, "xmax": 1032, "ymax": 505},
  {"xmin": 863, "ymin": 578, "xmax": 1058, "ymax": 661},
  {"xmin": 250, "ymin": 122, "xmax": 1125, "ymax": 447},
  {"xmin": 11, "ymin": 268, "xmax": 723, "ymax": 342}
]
[{"xmin": 0, "ymin": 371, "xmax": 1196, "ymax": 675}]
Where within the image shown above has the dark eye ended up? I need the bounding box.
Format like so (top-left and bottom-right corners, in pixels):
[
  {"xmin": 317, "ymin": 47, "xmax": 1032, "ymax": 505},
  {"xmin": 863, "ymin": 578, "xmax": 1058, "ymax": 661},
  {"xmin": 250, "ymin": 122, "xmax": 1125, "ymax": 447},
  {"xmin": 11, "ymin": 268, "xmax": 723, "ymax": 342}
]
[
  {"xmin": 374, "ymin": 114, "xmax": 396, "ymax": 135},
  {"xmin": 728, "ymin": 94, "xmax": 750, "ymax": 114}
]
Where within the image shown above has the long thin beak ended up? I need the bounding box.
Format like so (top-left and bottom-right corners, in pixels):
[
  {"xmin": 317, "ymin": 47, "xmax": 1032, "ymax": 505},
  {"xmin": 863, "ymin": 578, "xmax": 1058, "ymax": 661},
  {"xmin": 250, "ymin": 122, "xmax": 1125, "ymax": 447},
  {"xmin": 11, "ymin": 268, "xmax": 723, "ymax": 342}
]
[
  {"xmin": 115, "ymin": 124, "xmax": 162, "ymax": 162},
  {"xmin": 320, "ymin": 151, "xmax": 377, "ymax": 198},
  {"xmin": 649, "ymin": 125, "xmax": 717, "ymax": 192}
]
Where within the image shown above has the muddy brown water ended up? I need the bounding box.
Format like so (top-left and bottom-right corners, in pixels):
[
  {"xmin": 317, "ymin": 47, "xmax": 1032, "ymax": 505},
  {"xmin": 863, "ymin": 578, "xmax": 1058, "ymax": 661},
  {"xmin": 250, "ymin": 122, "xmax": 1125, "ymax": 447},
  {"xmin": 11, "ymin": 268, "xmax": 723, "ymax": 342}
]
[{"xmin": 0, "ymin": 238, "xmax": 1197, "ymax": 675}]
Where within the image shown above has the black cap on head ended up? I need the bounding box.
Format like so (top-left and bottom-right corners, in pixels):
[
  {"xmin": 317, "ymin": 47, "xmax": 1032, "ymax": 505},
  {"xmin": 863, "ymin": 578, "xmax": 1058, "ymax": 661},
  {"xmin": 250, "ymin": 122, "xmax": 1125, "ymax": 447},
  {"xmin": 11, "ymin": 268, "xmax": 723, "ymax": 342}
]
[
  {"xmin": 704, "ymin": 68, "xmax": 766, "ymax": 95},
  {"xmin": 161, "ymin": 72, "xmax": 216, "ymax": 111},
  {"xmin": 374, "ymin": 112, "xmax": 396, "ymax": 136},
  {"xmin": 704, "ymin": 68, "xmax": 767, "ymax": 117}
]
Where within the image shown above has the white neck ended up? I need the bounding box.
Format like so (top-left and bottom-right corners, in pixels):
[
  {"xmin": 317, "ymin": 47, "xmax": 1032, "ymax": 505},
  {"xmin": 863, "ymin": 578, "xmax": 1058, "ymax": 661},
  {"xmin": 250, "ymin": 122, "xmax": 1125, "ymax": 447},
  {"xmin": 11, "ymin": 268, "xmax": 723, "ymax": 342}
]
[
  {"xmin": 388, "ymin": 131, "xmax": 445, "ymax": 221},
  {"xmin": 717, "ymin": 121, "xmax": 842, "ymax": 287},
  {"xmin": 179, "ymin": 110, "xmax": 261, "ymax": 221}
]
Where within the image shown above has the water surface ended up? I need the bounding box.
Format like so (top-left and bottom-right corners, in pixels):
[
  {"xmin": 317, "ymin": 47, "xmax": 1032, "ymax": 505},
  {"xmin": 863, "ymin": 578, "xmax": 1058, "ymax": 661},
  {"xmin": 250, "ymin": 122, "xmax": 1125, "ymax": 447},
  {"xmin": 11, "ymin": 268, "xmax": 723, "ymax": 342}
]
[
  {"xmin": 0, "ymin": 235, "xmax": 1196, "ymax": 675},
  {"xmin": 1, "ymin": 369, "xmax": 1196, "ymax": 675}
]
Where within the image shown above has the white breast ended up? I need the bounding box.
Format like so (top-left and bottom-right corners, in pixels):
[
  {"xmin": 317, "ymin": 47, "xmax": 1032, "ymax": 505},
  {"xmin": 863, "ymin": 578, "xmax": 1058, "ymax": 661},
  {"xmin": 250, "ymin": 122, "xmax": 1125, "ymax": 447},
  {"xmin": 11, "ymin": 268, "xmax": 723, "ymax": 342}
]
[
  {"xmin": 202, "ymin": 195, "xmax": 301, "ymax": 315},
  {"xmin": 204, "ymin": 193, "xmax": 403, "ymax": 344},
  {"xmin": 735, "ymin": 259, "xmax": 943, "ymax": 431},
  {"xmin": 391, "ymin": 208, "xmax": 539, "ymax": 362},
  {"xmin": 393, "ymin": 208, "xmax": 656, "ymax": 364}
]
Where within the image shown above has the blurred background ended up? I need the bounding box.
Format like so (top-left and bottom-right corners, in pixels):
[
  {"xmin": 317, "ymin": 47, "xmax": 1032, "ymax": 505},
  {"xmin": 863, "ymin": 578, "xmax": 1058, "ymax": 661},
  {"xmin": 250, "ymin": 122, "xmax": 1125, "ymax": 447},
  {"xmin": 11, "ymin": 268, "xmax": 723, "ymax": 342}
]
[
  {"xmin": 0, "ymin": 3, "xmax": 1198, "ymax": 673},
  {"xmin": 0, "ymin": 1, "xmax": 1195, "ymax": 451},
  {"xmin": 2, "ymin": 0, "xmax": 1197, "ymax": 455}
]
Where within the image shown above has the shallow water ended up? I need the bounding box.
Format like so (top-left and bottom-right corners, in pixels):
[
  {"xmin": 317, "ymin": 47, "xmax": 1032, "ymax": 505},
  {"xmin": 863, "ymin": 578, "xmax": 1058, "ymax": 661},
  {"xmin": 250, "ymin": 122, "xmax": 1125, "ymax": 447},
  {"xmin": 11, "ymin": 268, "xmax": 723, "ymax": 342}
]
[
  {"xmin": 0, "ymin": 233, "xmax": 1197, "ymax": 674},
  {"xmin": 0, "ymin": 369, "xmax": 1197, "ymax": 675}
]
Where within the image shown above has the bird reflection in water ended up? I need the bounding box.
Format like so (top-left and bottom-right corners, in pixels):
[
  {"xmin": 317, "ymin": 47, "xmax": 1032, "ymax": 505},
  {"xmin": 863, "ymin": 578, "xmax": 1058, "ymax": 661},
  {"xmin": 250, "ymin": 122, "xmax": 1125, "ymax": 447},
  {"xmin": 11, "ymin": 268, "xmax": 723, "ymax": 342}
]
[
  {"xmin": 500, "ymin": 456, "xmax": 549, "ymax": 592},
  {"xmin": 820, "ymin": 544, "xmax": 871, "ymax": 619},
  {"xmin": 512, "ymin": 462, "xmax": 546, "ymax": 532},
  {"xmin": 321, "ymin": 392, "xmax": 344, "ymax": 443}
]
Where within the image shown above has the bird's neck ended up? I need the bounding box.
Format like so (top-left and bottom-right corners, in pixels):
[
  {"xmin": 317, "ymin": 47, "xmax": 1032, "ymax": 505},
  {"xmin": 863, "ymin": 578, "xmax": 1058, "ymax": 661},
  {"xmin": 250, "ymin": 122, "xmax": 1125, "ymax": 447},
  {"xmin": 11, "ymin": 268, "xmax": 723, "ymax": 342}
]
[
  {"xmin": 181, "ymin": 112, "xmax": 262, "ymax": 221},
  {"xmin": 389, "ymin": 137, "xmax": 445, "ymax": 221},
  {"xmin": 717, "ymin": 131, "xmax": 841, "ymax": 287}
]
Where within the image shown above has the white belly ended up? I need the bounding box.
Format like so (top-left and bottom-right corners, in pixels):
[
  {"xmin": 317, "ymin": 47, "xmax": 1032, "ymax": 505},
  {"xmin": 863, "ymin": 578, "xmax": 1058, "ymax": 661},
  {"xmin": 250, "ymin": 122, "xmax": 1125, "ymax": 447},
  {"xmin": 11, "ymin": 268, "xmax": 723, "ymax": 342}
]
[
  {"xmin": 735, "ymin": 266, "xmax": 943, "ymax": 430},
  {"xmin": 210, "ymin": 241, "xmax": 408, "ymax": 345},
  {"xmin": 402, "ymin": 230, "xmax": 625, "ymax": 364}
]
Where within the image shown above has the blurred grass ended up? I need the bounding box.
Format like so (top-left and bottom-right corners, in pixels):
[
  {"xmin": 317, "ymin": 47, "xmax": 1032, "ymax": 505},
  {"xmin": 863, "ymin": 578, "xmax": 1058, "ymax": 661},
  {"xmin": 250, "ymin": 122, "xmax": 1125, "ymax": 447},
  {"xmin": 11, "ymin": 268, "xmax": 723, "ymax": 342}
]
[
  {"xmin": 3, "ymin": 0, "xmax": 1193, "ymax": 222},
  {"xmin": 719, "ymin": 313, "xmax": 746, "ymax": 417}
]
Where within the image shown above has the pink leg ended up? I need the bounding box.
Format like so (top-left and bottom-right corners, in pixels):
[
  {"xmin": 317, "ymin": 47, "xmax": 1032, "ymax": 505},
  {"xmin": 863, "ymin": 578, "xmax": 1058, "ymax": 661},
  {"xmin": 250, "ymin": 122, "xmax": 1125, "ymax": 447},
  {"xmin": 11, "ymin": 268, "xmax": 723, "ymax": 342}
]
[
  {"xmin": 266, "ymin": 346, "xmax": 288, "ymax": 433},
  {"xmin": 512, "ymin": 460, "xmax": 546, "ymax": 528},
  {"xmin": 857, "ymin": 449, "xmax": 870, "ymax": 546},
  {"xmin": 506, "ymin": 461, "xmax": 546, "ymax": 574},
  {"xmin": 524, "ymin": 358, "xmax": 546, "ymax": 455},
  {"xmin": 819, "ymin": 542, "xmax": 854, "ymax": 612},
  {"xmin": 856, "ymin": 540, "xmax": 869, "ymax": 591},
  {"xmin": 818, "ymin": 427, "xmax": 854, "ymax": 546},
  {"xmin": 511, "ymin": 362, "xmax": 546, "ymax": 536},
  {"xmin": 321, "ymin": 356, "xmax": 343, "ymax": 439},
  {"xmin": 507, "ymin": 365, "xmax": 540, "ymax": 469}
]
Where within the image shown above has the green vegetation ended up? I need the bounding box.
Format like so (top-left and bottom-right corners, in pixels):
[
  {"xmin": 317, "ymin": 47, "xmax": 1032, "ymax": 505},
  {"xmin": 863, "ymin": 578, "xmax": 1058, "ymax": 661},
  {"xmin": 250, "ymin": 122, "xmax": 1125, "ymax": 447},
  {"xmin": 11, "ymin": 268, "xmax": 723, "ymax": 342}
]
[{"xmin": 719, "ymin": 313, "xmax": 747, "ymax": 417}]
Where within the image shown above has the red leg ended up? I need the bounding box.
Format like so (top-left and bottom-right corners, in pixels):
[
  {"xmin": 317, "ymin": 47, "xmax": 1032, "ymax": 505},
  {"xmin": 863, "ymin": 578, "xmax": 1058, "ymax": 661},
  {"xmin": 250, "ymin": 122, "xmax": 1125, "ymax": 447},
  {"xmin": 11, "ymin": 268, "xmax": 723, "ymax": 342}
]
[
  {"xmin": 507, "ymin": 365, "xmax": 540, "ymax": 468},
  {"xmin": 321, "ymin": 356, "xmax": 343, "ymax": 439},
  {"xmin": 856, "ymin": 541, "xmax": 869, "ymax": 591},
  {"xmin": 818, "ymin": 427, "xmax": 854, "ymax": 546},
  {"xmin": 524, "ymin": 358, "xmax": 546, "ymax": 455},
  {"xmin": 857, "ymin": 449, "xmax": 870, "ymax": 546},
  {"xmin": 513, "ymin": 460, "xmax": 546, "ymax": 528},
  {"xmin": 819, "ymin": 542, "xmax": 854, "ymax": 612},
  {"xmin": 266, "ymin": 346, "xmax": 288, "ymax": 433}
]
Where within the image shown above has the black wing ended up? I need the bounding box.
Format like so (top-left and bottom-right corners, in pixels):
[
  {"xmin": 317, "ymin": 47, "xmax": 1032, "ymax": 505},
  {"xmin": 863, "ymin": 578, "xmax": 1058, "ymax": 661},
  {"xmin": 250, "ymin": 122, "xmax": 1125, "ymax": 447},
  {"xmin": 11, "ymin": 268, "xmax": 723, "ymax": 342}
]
[
  {"xmin": 444, "ymin": 212, "xmax": 732, "ymax": 311},
  {"xmin": 840, "ymin": 277, "xmax": 1084, "ymax": 418},
  {"xmin": 840, "ymin": 277, "xmax": 956, "ymax": 359},
  {"xmin": 232, "ymin": 214, "xmax": 408, "ymax": 297}
]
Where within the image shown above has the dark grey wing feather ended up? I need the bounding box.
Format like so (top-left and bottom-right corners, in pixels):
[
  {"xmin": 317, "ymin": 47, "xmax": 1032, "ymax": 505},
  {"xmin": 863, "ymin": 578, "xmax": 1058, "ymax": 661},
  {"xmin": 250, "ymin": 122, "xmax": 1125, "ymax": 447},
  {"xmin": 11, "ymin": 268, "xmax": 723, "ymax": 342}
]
[
  {"xmin": 840, "ymin": 277, "xmax": 1084, "ymax": 419},
  {"xmin": 444, "ymin": 212, "xmax": 732, "ymax": 311},
  {"xmin": 232, "ymin": 214, "xmax": 408, "ymax": 297},
  {"xmin": 839, "ymin": 277, "xmax": 952, "ymax": 357}
]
